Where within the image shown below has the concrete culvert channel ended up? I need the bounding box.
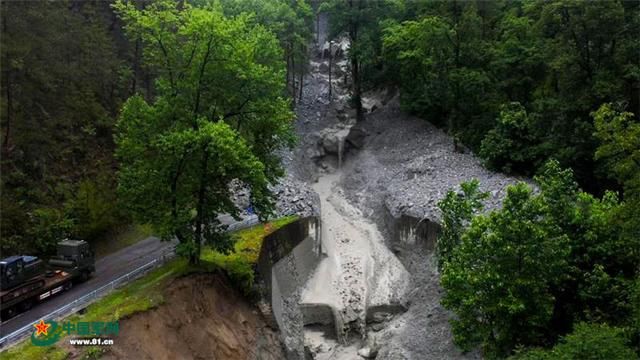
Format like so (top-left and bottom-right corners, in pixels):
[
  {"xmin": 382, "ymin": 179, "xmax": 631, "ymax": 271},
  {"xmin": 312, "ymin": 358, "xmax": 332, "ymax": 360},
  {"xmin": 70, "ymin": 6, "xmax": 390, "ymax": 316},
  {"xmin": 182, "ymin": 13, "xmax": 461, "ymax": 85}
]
[
  {"xmin": 259, "ymin": 176, "xmax": 412, "ymax": 360},
  {"xmin": 300, "ymin": 172, "xmax": 411, "ymax": 359}
]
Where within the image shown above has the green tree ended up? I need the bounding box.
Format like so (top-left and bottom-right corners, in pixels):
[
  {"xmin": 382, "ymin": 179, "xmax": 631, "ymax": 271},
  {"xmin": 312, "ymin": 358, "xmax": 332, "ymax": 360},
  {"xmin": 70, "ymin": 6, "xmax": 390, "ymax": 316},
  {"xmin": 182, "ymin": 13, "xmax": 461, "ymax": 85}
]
[
  {"xmin": 512, "ymin": 323, "xmax": 637, "ymax": 360},
  {"xmin": 441, "ymin": 160, "xmax": 640, "ymax": 356},
  {"xmin": 113, "ymin": 0, "xmax": 294, "ymax": 263},
  {"xmin": 216, "ymin": 0, "xmax": 314, "ymax": 103},
  {"xmin": 382, "ymin": 2, "xmax": 497, "ymax": 143},
  {"xmin": 593, "ymin": 103, "xmax": 640, "ymax": 198},
  {"xmin": 320, "ymin": 0, "xmax": 403, "ymax": 121},
  {"xmin": 530, "ymin": 160, "xmax": 637, "ymax": 335},
  {"xmin": 383, "ymin": 16, "xmax": 453, "ymax": 125},
  {"xmin": 480, "ymin": 102, "xmax": 543, "ymax": 173},
  {"xmin": 441, "ymin": 182, "xmax": 570, "ymax": 357},
  {"xmin": 436, "ymin": 179, "xmax": 488, "ymax": 269}
]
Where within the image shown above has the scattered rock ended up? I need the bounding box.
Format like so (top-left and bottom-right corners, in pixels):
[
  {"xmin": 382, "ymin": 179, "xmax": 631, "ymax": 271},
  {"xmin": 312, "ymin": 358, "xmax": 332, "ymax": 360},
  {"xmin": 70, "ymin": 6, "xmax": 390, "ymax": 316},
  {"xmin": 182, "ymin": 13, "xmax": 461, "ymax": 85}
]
[
  {"xmin": 270, "ymin": 175, "xmax": 320, "ymax": 218},
  {"xmin": 358, "ymin": 346, "xmax": 377, "ymax": 359}
]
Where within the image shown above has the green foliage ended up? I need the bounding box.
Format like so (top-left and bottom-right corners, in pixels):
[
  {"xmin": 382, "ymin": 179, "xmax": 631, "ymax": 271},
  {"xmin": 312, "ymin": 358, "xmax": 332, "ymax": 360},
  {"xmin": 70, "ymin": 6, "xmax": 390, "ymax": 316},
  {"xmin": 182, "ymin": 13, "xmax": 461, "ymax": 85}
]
[
  {"xmin": 440, "ymin": 160, "xmax": 640, "ymax": 357},
  {"xmin": 436, "ymin": 179, "xmax": 488, "ymax": 269},
  {"xmin": 535, "ymin": 161, "xmax": 638, "ymax": 329},
  {"xmin": 382, "ymin": 1, "xmax": 496, "ymax": 138},
  {"xmin": 593, "ymin": 103, "xmax": 640, "ymax": 196},
  {"xmin": 441, "ymin": 182, "xmax": 570, "ymax": 358},
  {"xmin": 480, "ymin": 103, "xmax": 543, "ymax": 173},
  {"xmin": 28, "ymin": 208, "xmax": 75, "ymax": 255},
  {"xmin": 380, "ymin": 0, "xmax": 639, "ymax": 192},
  {"xmin": 382, "ymin": 16, "xmax": 454, "ymax": 122},
  {"xmin": 67, "ymin": 175, "xmax": 125, "ymax": 241},
  {"xmin": 1, "ymin": 1, "xmax": 129, "ymax": 256},
  {"xmin": 215, "ymin": 0, "xmax": 314, "ymax": 102},
  {"xmin": 201, "ymin": 215, "xmax": 297, "ymax": 295},
  {"xmin": 512, "ymin": 323, "xmax": 637, "ymax": 360},
  {"xmin": 113, "ymin": 0, "xmax": 295, "ymax": 263}
]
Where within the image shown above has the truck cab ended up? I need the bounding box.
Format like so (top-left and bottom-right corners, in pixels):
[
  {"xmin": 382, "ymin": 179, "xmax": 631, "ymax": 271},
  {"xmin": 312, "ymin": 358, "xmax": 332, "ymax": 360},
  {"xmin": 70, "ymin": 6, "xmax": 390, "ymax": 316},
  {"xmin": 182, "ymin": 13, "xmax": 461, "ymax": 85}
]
[
  {"xmin": 0, "ymin": 255, "xmax": 45, "ymax": 291},
  {"xmin": 49, "ymin": 239, "xmax": 95, "ymax": 281}
]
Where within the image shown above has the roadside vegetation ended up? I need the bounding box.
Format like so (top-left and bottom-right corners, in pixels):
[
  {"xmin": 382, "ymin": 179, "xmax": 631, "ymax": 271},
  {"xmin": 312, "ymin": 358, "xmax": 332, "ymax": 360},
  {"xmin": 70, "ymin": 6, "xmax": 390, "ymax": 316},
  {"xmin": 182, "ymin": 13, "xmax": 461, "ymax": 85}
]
[{"xmin": 201, "ymin": 215, "xmax": 297, "ymax": 294}]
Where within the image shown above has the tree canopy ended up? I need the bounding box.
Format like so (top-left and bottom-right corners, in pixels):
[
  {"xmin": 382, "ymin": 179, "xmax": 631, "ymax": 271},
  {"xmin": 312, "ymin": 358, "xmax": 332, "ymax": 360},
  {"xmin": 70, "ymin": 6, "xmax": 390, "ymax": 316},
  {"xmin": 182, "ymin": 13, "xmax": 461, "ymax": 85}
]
[
  {"xmin": 439, "ymin": 161, "xmax": 639, "ymax": 358},
  {"xmin": 113, "ymin": 0, "xmax": 294, "ymax": 262}
]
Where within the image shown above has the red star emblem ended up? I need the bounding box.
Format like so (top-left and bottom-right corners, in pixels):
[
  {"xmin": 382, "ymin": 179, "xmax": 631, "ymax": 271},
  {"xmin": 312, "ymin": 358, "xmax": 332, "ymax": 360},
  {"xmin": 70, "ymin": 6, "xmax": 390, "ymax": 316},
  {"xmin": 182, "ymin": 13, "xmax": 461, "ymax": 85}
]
[{"xmin": 34, "ymin": 319, "xmax": 50, "ymax": 336}]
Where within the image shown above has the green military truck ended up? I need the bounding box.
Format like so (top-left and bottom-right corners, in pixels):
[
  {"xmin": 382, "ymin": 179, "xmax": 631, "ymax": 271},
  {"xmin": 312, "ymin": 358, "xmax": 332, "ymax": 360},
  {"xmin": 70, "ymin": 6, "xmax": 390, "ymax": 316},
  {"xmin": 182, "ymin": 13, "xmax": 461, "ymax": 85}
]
[{"xmin": 0, "ymin": 239, "xmax": 95, "ymax": 320}]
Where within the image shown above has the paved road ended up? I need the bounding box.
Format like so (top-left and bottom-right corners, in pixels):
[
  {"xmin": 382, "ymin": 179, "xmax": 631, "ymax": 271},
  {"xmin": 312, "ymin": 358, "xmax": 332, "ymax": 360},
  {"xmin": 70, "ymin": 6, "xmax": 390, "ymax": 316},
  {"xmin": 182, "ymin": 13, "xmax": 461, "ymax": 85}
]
[{"xmin": 0, "ymin": 236, "xmax": 177, "ymax": 337}]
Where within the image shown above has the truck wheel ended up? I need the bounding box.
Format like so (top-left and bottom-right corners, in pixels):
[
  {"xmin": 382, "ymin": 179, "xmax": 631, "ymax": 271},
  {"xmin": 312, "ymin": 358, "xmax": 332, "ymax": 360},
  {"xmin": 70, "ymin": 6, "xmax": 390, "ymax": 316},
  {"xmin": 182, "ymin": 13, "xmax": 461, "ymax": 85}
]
[
  {"xmin": 64, "ymin": 281, "xmax": 73, "ymax": 291},
  {"xmin": 81, "ymin": 270, "xmax": 90, "ymax": 282}
]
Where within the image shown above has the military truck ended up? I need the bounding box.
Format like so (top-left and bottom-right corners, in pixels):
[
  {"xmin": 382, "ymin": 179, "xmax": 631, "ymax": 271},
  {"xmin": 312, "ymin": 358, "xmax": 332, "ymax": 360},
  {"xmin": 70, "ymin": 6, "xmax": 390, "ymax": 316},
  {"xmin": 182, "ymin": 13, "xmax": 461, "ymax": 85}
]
[{"xmin": 0, "ymin": 239, "xmax": 95, "ymax": 320}]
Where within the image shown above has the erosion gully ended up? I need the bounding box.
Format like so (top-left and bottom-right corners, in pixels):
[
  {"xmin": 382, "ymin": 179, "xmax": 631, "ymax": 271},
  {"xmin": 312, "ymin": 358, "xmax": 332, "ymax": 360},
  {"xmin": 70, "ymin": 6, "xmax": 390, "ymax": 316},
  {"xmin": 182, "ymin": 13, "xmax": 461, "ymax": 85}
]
[{"xmin": 288, "ymin": 15, "xmax": 410, "ymax": 360}]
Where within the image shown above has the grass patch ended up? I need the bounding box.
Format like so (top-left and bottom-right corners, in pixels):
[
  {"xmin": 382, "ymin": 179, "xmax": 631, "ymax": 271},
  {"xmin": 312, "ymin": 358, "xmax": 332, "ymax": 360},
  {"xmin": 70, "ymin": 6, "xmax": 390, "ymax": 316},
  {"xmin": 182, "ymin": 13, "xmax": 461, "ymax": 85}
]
[
  {"xmin": 75, "ymin": 258, "xmax": 187, "ymax": 323},
  {"xmin": 0, "ymin": 345, "xmax": 68, "ymax": 360},
  {"xmin": 201, "ymin": 215, "xmax": 298, "ymax": 294},
  {"xmin": 93, "ymin": 224, "xmax": 153, "ymax": 259}
]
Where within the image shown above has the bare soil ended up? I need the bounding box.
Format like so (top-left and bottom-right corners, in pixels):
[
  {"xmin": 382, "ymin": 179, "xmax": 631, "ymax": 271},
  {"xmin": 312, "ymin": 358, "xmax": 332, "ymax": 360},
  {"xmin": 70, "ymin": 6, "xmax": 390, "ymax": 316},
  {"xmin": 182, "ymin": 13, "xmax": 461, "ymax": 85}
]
[{"xmin": 101, "ymin": 273, "xmax": 284, "ymax": 360}]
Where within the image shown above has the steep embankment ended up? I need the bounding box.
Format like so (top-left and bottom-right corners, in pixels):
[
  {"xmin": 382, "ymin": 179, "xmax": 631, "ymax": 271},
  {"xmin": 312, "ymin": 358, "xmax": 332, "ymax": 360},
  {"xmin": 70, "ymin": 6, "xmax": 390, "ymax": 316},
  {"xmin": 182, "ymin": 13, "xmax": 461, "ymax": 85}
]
[{"xmin": 103, "ymin": 273, "xmax": 284, "ymax": 360}]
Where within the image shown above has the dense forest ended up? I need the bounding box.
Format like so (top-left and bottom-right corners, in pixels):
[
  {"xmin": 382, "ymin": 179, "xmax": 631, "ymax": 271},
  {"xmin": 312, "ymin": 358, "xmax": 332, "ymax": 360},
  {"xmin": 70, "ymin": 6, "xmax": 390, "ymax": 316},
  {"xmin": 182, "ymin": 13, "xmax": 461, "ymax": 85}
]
[
  {"xmin": 0, "ymin": 0, "xmax": 313, "ymax": 257},
  {"xmin": 1, "ymin": 0, "xmax": 639, "ymax": 359}
]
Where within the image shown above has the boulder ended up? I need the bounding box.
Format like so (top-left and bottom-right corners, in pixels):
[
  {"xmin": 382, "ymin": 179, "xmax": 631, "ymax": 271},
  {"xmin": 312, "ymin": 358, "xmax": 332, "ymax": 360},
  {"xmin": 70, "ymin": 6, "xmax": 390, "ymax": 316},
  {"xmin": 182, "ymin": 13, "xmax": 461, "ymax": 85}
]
[
  {"xmin": 358, "ymin": 347, "xmax": 377, "ymax": 359},
  {"xmin": 346, "ymin": 125, "xmax": 367, "ymax": 149},
  {"xmin": 319, "ymin": 126, "xmax": 351, "ymax": 155}
]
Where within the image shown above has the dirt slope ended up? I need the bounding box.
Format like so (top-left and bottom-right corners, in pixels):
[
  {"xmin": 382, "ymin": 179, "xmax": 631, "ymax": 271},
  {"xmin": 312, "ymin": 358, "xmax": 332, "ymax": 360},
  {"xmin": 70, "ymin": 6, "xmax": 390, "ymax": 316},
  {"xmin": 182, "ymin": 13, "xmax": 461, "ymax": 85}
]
[{"xmin": 102, "ymin": 273, "xmax": 284, "ymax": 360}]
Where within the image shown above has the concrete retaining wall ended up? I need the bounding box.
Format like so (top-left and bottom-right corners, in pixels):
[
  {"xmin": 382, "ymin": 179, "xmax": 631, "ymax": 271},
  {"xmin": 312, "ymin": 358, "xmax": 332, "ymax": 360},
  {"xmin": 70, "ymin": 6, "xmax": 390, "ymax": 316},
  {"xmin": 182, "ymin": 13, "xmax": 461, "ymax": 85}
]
[
  {"xmin": 255, "ymin": 217, "xmax": 321, "ymax": 359},
  {"xmin": 384, "ymin": 212, "xmax": 441, "ymax": 252}
]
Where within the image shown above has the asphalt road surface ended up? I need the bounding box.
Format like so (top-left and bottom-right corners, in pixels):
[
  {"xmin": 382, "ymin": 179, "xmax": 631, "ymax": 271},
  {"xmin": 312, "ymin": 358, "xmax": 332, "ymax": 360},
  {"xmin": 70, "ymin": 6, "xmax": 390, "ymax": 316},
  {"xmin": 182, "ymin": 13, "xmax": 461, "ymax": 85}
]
[{"xmin": 0, "ymin": 236, "xmax": 177, "ymax": 338}]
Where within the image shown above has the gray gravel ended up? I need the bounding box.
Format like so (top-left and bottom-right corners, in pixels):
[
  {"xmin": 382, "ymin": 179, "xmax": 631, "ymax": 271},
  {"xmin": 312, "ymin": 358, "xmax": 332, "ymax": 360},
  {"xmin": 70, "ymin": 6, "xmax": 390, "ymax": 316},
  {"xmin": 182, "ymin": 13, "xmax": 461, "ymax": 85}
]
[
  {"xmin": 337, "ymin": 96, "xmax": 525, "ymax": 227},
  {"xmin": 271, "ymin": 174, "xmax": 320, "ymax": 218}
]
